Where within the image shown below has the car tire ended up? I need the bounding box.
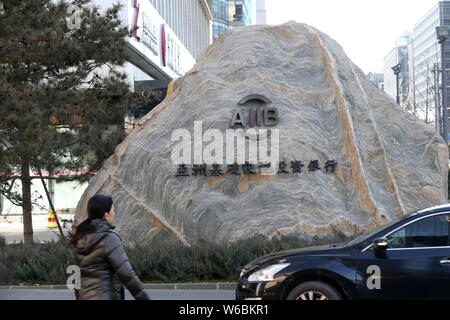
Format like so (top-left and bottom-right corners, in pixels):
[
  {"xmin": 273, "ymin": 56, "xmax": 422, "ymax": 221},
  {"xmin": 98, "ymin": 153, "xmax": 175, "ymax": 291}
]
[{"xmin": 287, "ymin": 281, "xmax": 342, "ymax": 300}]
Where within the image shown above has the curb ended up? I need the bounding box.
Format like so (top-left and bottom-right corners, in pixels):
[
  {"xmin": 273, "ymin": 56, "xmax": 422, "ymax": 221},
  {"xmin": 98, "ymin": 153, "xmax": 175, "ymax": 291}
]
[
  {"xmin": 143, "ymin": 283, "xmax": 237, "ymax": 290},
  {"xmin": 0, "ymin": 283, "xmax": 237, "ymax": 290}
]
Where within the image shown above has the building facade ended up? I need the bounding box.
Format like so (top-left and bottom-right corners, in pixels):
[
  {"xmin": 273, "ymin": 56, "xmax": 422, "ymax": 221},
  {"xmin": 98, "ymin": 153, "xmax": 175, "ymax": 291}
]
[
  {"xmin": 407, "ymin": 41, "xmax": 416, "ymax": 115},
  {"xmin": 367, "ymin": 72, "xmax": 384, "ymax": 91},
  {"xmin": 93, "ymin": 0, "xmax": 212, "ymax": 82},
  {"xmin": 115, "ymin": 0, "xmax": 214, "ymax": 128},
  {"xmin": 413, "ymin": 0, "xmax": 450, "ymax": 131},
  {"xmin": 383, "ymin": 32, "xmax": 413, "ymax": 110},
  {"xmin": 147, "ymin": 0, "xmax": 213, "ymax": 60},
  {"xmin": 211, "ymin": 0, "xmax": 230, "ymax": 40},
  {"xmin": 255, "ymin": 0, "xmax": 267, "ymax": 25},
  {"xmin": 228, "ymin": 0, "xmax": 256, "ymax": 28},
  {"xmin": 211, "ymin": 0, "xmax": 255, "ymax": 40},
  {"xmin": 384, "ymin": 48, "xmax": 400, "ymax": 100}
]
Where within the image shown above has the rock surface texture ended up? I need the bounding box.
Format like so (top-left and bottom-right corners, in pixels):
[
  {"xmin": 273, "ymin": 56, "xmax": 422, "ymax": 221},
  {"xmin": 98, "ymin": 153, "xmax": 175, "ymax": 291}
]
[{"xmin": 75, "ymin": 22, "xmax": 448, "ymax": 246}]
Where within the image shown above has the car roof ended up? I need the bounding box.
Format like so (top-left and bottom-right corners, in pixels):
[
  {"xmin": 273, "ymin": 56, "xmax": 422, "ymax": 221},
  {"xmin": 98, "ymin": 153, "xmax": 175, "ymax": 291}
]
[{"xmin": 412, "ymin": 204, "xmax": 450, "ymax": 216}]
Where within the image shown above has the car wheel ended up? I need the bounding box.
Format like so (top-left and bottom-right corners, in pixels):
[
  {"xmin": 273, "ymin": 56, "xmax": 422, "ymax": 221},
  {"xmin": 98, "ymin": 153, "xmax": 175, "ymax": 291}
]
[{"xmin": 287, "ymin": 281, "xmax": 342, "ymax": 300}]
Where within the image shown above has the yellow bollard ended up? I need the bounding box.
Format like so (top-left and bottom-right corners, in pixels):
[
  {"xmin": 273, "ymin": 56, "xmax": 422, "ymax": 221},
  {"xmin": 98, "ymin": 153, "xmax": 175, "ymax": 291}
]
[{"xmin": 48, "ymin": 211, "xmax": 57, "ymax": 228}]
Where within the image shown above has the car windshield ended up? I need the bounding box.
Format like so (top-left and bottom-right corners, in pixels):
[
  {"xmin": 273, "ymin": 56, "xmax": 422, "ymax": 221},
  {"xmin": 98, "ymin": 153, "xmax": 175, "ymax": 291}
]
[{"xmin": 346, "ymin": 218, "xmax": 402, "ymax": 246}]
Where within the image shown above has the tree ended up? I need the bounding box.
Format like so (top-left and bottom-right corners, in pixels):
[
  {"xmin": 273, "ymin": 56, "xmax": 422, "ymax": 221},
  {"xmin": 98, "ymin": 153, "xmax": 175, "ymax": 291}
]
[
  {"xmin": 0, "ymin": 0, "xmax": 145, "ymax": 244},
  {"xmin": 412, "ymin": 44, "xmax": 441, "ymax": 130}
]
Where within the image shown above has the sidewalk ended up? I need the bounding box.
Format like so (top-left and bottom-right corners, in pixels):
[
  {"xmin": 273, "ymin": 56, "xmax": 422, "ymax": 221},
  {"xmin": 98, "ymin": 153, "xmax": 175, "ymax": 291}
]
[
  {"xmin": 0, "ymin": 283, "xmax": 237, "ymax": 290},
  {"xmin": 0, "ymin": 214, "xmax": 73, "ymax": 243},
  {"xmin": 0, "ymin": 290, "xmax": 236, "ymax": 300},
  {"xmin": 0, "ymin": 283, "xmax": 237, "ymax": 300},
  {"xmin": 0, "ymin": 214, "xmax": 74, "ymax": 232}
]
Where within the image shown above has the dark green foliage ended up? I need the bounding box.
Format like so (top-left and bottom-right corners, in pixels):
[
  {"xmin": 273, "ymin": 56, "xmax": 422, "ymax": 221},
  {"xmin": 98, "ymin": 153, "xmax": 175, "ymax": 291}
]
[
  {"xmin": 0, "ymin": 230, "xmax": 358, "ymax": 285},
  {"xmin": 0, "ymin": 0, "xmax": 133, "ymax": 189},
  {"xmin": 0, "ymin": 235, "xmax": 75, "ymax": 284},
  {"xmin": 127, "ymin": 229, "xmax": 354, "ymax": 283},
  {"xmin": 0, "ymin": 0, "xmax": 148, "ymax": 243}
]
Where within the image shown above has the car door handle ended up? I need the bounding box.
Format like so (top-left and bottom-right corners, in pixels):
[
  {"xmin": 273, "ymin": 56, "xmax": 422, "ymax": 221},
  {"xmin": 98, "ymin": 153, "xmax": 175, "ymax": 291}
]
[{"xmin": 440, "ymin": 258, "xmax": 450, "ymax": 265}]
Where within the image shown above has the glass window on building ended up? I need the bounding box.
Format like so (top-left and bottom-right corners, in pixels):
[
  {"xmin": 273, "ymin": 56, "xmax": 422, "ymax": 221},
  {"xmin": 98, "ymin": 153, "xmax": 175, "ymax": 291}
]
[
  {"xmin": 235, "ymin": 3, "xmax": 243, "ymax": 21},
  {"xmin": 227, "ymin": 0, "xmax": 255, "ymax": 25},
  {"xmin": 243, "ymin": 0, "xmax": 255, "ymax": 26},
  {"xmin": 213, "ymin": 0, "xmax": 229, "ymax": 22},
  {"xmin": 213, "ymin": 21, "xmax": 228, "ymax": 40}
]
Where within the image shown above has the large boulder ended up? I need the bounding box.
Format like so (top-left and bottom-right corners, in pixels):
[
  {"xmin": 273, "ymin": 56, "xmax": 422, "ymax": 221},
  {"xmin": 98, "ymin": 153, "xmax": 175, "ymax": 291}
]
[{"xmin": 74, "ymin": 22, "xmax": 448, "ymax": 246}]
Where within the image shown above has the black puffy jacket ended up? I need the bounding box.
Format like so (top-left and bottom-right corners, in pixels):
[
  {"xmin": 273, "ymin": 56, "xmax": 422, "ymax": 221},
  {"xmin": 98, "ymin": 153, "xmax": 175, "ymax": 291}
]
[{"xmin": 74, "ymin": 219, "xmax": 150, "ymax": 300}]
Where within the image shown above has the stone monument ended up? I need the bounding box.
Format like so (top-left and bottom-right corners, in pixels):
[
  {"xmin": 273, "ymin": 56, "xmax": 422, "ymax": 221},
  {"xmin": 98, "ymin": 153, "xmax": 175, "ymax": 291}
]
[{"xmin": 74, "ymin": 22, "xmax": 448, "ymax": 246}]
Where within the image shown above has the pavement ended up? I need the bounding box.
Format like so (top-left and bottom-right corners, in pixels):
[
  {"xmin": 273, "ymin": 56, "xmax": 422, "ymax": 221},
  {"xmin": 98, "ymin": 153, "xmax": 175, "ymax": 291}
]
[
  {"xmin": 0, "ymin": 284, "xmax": 237, "ymax": 300},
  {"xmin": 0, "ymin": 230, "xmax": 66, "ymax": 243},
  {"xmin": 0, "ymin": 214, "xmax": 73, "ymax": 243}
]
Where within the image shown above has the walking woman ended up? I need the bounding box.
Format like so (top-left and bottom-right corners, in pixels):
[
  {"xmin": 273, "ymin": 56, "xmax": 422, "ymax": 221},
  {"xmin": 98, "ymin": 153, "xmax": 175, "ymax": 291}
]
[{"xmin": 69, "ymin": 195, "xmax": 150, "ymax": 300}]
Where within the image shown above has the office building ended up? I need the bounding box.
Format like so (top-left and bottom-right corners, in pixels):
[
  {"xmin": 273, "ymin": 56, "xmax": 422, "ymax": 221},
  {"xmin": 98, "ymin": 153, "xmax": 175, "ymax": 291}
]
[
  {"xmin": 211, "ymin": 0, "xmax": 255, "ymax": 40},
  {"xmin": 211, "ymin": 0, "xmax": 230, "ymax": 40},
  {"xmin": 229, "ymin": 0, "xmax": 256, "ymax": 27},
  {"xmin": 228, "ymin": 0, "xmax": 256, "ymax": 28},
  {"xmin": 412, "ymin": 1, "xmax": 450, "ymax": 129},
  {"xmin": 95, "ymin": 0, "xmax": 213, "ymax": 82},
  {"xmin": 367, "ymin": 72, "xmax": 384, "ymax": 91},
  {"xmin": 383, "ymin": 32, "xmax": 413, "ymax": 110},
  {"xmin": 255, "ymin": 0, "xmax": 267, "ymax": 25},
  {"xmin": 407, "ymin": 41, "xmax": 416, "ymax": 115}
]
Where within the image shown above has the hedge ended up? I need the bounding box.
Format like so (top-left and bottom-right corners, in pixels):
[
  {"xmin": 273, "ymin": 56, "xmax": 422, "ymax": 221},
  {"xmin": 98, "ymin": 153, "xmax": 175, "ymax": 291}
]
[{"xmin": 0, "ymin": 229, "xmax": 357, "ymax": 285}]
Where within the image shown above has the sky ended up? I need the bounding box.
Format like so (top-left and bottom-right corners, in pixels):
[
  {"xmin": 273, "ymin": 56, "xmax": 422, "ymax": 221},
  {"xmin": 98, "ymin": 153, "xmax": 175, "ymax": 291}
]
[{"xmin": 265, "ymin": 0, "xmax": 439, "ymax": 74}]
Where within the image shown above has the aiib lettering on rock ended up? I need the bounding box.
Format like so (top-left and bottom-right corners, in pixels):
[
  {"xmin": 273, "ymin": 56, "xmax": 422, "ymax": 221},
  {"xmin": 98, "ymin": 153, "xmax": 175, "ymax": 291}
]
[{"xmin": 230, "ymin": 108, "xmax": 279, "ymax": 128}]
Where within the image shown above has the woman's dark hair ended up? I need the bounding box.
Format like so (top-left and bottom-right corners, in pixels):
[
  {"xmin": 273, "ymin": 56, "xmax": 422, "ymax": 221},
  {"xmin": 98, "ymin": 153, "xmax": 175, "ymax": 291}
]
[{"xmin": 69, "ymin": 195, "xmax": 113, "ymax": 246}]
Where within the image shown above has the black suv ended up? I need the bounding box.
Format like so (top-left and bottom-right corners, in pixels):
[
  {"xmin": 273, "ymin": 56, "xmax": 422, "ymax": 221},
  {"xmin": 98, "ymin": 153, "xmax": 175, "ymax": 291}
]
[{"xmin": 236, "ymin": 204, "xmax": 450, "ymax": 300}]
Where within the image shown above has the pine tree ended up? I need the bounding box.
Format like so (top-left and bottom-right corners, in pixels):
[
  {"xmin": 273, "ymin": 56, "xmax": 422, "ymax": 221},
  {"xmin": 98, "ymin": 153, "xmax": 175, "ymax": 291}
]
[{"xmin": 0, "ymin": 0, "xmax": 145, "ymax": 244}]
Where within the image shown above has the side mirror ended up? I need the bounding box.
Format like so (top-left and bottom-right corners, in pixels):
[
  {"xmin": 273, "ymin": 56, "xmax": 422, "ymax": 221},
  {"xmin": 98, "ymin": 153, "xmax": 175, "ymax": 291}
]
[{"xmin": 372, "ymin": 238, "xmax": 388, "ymax": 251}]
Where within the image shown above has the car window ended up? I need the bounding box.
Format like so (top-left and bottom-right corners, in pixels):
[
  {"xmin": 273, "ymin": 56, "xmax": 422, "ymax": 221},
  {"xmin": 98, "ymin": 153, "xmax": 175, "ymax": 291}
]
[
  {"xmin": 346, "ymin": 219, "xmax": 402, "ymax": 246},
  {"xmin": 386, "ymin": 214, "xmax": 450, "ymax": 249}
]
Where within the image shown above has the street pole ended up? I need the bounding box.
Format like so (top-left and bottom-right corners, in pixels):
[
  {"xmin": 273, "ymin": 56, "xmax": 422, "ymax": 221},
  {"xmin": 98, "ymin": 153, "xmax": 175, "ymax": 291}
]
[
  {"xmin": 433, "ymin": 63, "xmax": 441, "ymax": 134},
  {"xmin": 396, "ymin": 73, "xmax": 400, "ymax": 105},
  {"xmin": 437, "ymin": 26, "xmax": 449, "ymax": 143},
  {"xmin": 441, "ymin": 41, "xmax": 448, "ymax": 143}
]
